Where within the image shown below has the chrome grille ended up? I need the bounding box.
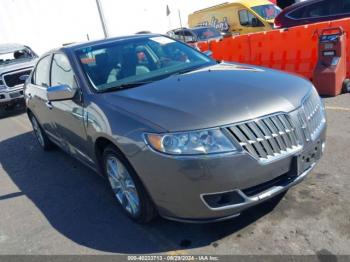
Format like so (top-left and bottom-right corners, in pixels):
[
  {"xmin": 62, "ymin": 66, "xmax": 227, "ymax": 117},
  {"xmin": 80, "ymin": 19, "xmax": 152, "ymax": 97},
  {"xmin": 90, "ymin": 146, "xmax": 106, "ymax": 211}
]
[
  {"xmin": 227, "ymin": 114, "xmax": 301, "ymax": 163},
  {"xmin": 0, "ymin": 78, "xmax": 5, "ymax": 91},
  {"xmin": 3, "ymin": 69, "xmax": 31, "ymax": 89},
  {"xmin": 298, "ymin": 91, "xmax": 326, "ymax": 142}
]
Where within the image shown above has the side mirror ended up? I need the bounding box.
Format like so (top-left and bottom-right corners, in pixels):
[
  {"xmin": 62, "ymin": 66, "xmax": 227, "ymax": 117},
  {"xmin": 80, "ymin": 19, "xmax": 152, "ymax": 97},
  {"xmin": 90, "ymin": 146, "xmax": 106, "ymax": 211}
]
[
  {"xmin": 203, "ymin": 50, "xmax": 213, "ymax": 57},
  {"xmin": 19, "ymin": 75, "xmax": 30, "ymax": 81},
  {"xmin": 47, "ymin": 84, "xmax": 76, "ymax": 101}
]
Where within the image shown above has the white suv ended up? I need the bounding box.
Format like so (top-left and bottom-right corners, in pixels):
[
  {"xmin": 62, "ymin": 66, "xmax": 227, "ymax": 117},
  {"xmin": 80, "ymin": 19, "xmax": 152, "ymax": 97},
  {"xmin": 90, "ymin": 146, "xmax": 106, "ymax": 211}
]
[{"xmin": 0, "ymin": 44, "xmax": 38, "ymax": 109}]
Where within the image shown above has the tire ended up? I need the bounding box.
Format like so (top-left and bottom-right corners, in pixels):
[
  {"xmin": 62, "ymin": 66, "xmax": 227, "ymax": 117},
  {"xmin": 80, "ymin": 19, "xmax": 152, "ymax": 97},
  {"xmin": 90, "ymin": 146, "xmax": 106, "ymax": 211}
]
[
  {"xmin": 29, "ymin": 114, "xmax": 54, "ymax": 151},
  {"xmin": 102, "ymin": 145, "xmax": 157, "ymax": 223},
  {"xmin": 342, "ymin": 79, "xmax": 350, "ymax": 93}
]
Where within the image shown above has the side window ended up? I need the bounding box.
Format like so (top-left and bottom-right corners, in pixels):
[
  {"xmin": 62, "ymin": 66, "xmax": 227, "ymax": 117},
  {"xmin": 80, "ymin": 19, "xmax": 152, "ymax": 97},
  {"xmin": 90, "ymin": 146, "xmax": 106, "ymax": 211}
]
[
  {"xmin": 239, "ymin": 9, "xmax": 263, "ymax": 27},
  {"xmin": 174, "ymin": 30, "xmax": 193, "ymax": 37},
  {"xmin": 288, "ymin": 7, "xmax": 306, "ymax": 19},
  {"xmin": 32, "ymin": 55, "xmax": 51, "ymax": 87},
  {"xmin": 289, "ymin": 1, "xmax": 330, "ymax": 19},
  {"xmin": 344, "ymin": 0, "xmax": 350, "ymax": 12},
  {"xmin": 51, "ymin": 53, "xmax": 75, "ymax": 87},
  {"xmin": 307, "ymin": 1, "xmax": 330, "ymax": 17}
]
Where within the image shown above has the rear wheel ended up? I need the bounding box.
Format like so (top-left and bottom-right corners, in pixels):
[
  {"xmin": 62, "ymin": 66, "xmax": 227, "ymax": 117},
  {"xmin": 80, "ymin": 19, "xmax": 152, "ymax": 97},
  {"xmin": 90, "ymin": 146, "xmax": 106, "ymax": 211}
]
[
  {"xmin": 29, "ymin": 114, "xmax": 54, "ymax": 150},
  {"xmin": 102, "ymin": 145, "xmax": 157, "ymax": 223}
]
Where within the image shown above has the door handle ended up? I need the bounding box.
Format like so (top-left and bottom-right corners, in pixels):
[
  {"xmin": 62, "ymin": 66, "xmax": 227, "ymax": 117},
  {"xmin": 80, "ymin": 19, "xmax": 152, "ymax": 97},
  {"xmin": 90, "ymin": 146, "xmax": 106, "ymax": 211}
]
[
  {"xmin": 45, "ymin": 101, "xmax": 53, "ymax": 109},
  {"xmin": 72, "ymin": 111, "xmax": 84, "ymax": 120}
]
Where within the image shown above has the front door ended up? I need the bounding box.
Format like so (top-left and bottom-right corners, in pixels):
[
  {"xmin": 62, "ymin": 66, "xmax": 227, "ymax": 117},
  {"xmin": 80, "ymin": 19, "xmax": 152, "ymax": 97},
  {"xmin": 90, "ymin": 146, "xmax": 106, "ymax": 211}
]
[{"xmin": 48, "ymin": 53, "xmax": 92, "ymax": 165}]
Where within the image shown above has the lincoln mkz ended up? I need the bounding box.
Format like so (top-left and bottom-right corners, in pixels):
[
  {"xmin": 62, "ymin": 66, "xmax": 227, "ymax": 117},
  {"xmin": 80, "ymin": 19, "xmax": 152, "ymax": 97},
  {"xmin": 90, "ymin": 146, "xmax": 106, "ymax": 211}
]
[{"xmin": 24, "ymin": 34, "xmax": 326, "ymax": 223}]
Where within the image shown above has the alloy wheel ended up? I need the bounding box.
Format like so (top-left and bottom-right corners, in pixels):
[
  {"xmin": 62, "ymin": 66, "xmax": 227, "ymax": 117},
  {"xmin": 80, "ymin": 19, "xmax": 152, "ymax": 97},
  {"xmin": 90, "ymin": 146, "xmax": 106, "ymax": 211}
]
[
  {"xmin": 31, "ymin": 116, "xmax": 45, "ymax": 147},
  {"xmin": 106, "ymin": 156, "xmax": 141, "ymax": 216}
]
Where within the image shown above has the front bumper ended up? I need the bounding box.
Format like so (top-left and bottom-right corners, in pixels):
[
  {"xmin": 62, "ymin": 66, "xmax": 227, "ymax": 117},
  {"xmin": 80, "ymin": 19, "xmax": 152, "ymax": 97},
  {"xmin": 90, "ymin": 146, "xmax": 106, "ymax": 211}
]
[
  {"xmin": 0, "ymin": 87, "xmax": 24, "ymax": 105},
  {"xmin": 130, "ymin": 125, "xmax": 326, "ymax": 223},
  {"xmin": 164, "ymin": 162, "xmax": 317, "ymax": 223}
]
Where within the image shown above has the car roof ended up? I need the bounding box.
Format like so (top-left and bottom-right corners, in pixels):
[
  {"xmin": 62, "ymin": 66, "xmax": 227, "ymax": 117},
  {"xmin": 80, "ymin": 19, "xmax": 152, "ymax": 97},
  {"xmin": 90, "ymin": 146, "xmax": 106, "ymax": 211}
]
[{"xmin": 0, "ymin": 43, "xmax": 26, "ymax": 54}]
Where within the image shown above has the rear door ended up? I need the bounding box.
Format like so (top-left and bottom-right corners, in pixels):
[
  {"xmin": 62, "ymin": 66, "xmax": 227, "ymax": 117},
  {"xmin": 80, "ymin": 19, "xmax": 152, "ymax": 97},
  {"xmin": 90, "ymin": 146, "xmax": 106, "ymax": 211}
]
[
  {"xmin": 48, "ymin": 53, "xmax": 92, "ymax": 165},
  {"xmin": 26, "ymin": 54, "xmax": 59, "ymax": 142}
]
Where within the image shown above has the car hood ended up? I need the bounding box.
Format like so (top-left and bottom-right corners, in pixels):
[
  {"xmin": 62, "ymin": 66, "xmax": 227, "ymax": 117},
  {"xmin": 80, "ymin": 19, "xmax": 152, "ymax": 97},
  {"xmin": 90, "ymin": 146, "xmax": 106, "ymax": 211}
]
[
  {"xmin": 102, "ymin": 63, "xmax": 312, "ymax": 132},
  {"xmin": 0, "ymin": 59, "xmax": 37, "ymax": 74}
]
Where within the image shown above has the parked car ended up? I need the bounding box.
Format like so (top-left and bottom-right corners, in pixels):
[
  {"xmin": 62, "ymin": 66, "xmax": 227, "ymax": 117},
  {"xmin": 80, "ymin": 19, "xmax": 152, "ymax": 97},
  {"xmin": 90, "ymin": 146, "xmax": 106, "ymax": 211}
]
[
  {"xmin": 0, "ymin": 43, "xmax": 38, "ymax": 109},
  {"xmin": 273, "ymin": 0, "xmax": 307, "ymax": 10},
  {"xmin": 167, "ymin": 26, "xmax": 223, "ymax": 46},
  {"xmin": 188, "ymin": 0, "xmax": 281, "ymax": 35},
  {"xmin": 25, "ymin": 34, "xmax": 326, "ymax": 223},
  {"xmin": 275, "ymin": 0, "xmax": 350, "ymax": 28}
]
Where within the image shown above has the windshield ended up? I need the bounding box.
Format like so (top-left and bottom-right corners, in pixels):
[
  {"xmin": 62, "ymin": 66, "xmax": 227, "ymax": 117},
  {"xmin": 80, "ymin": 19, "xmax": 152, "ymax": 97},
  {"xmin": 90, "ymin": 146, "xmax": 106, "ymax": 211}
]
[
  {"xmin": 252, "ymin": 4, "xmax": 281, "ymax": 20},
  {"xmin": 191, "ymin": 27, "xmax": 222, "ymax": 41},
  {"xmin": 76, "ymin": 36, "xmax": 215, "ymax": 92},
  {"xmin": 0, "ymin": 48, "xmax": 36, "ymax": 66}
]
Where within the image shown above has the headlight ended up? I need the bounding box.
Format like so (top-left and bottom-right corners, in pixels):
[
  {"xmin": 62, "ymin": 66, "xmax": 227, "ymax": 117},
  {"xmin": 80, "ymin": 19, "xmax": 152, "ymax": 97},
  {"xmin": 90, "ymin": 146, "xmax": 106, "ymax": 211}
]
[{"xmin": 145, "ymin": 129, "xmax": 237, "ymax": 155}]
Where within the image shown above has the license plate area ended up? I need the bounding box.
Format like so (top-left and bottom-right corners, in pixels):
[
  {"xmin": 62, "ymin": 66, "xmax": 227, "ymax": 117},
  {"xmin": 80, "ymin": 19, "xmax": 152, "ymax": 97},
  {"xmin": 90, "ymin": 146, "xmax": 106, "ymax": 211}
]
[{"xmin": 296, "ymin": 141, "xmax": 323, "ymax": 175}]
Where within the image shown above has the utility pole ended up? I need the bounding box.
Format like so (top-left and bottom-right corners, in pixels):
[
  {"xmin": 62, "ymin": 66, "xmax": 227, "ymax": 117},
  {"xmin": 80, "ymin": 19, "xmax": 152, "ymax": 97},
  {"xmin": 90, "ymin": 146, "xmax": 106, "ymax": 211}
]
[
  {"xmin": 178, "ymin": 10, "xmax": 185, "ymax": 42},
  {"xmin": 96, "ymin": 0, "xmax": 109, "ymax": 38}
]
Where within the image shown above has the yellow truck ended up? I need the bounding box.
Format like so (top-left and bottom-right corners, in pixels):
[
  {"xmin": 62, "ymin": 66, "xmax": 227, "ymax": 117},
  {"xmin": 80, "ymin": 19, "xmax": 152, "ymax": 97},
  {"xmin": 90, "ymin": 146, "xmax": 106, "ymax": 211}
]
[{"xmin": 188, "ymin": 0, "xmax": 281, "ymax": 35}]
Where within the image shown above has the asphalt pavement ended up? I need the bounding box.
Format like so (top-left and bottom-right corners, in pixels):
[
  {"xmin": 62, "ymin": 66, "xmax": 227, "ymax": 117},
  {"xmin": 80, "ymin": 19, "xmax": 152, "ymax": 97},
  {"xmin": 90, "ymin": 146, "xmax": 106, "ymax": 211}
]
[{"xmin": 0, "ymin": 95, "xmax": 349, "ymax": 255}]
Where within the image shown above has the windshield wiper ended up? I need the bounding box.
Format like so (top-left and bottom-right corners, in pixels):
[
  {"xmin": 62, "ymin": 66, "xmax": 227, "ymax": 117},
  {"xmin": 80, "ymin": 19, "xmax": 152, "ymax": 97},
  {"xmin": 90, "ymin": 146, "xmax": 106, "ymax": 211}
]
[{"xmin": 99, "ymin": 81, "xmax": 154, "ymax": 93}]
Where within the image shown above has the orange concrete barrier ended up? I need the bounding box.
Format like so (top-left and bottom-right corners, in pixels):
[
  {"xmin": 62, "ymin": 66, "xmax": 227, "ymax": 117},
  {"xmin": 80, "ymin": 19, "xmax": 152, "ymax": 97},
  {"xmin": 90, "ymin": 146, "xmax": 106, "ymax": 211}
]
[
  {"xmin": 197, "ymin": 42, "xmax": 209, "ymax": 52},
  {"xmin": 199, "ymin": 18, "xmax": 350, "ymax": 81}
]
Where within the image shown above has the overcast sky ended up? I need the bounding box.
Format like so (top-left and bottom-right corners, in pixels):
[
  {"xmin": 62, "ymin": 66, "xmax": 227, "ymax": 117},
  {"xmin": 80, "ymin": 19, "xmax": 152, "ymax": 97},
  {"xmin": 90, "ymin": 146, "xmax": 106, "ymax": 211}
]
[{"xmin": 0, "ymin": 0, "xmax": 225, "ymax": 54}]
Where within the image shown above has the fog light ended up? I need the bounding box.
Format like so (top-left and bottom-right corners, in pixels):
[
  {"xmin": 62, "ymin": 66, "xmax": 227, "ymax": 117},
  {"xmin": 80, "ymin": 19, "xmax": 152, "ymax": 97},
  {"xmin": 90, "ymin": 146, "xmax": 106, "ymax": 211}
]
[{"xmin": 202, "ymin": 191, "xmax": 245, "ymax": 209}]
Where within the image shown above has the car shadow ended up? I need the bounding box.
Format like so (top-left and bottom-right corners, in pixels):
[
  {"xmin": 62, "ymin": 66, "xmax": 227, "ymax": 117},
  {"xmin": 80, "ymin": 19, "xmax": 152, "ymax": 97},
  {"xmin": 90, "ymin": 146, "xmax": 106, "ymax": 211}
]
[{"xmin": 0, "ymin": 132, "xmax": 285, "ymax": 254}]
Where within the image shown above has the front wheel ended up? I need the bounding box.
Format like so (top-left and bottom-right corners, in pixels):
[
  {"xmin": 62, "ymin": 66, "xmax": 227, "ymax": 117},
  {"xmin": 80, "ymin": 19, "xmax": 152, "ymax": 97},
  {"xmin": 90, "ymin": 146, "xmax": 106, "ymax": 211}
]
[{"xmin": 103, "ymin": 146, "xmax": 157, "ymax": 223}]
